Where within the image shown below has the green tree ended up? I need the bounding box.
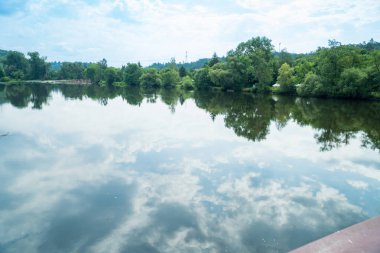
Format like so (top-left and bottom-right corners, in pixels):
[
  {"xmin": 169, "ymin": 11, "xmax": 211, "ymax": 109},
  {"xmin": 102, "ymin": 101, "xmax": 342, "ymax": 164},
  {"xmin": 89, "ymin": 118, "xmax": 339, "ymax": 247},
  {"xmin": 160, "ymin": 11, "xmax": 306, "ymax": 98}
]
[
  {"xmin": 292, "ymin": 57, "xmax": 314, "ymax": 84},
  {"xmin": 58, "ymin": 62, "xmax": 85, "ymax": 79},
  {"xmin": 123, "ymin": 63, "xmax": 143, "ymax": 86},
  {"xmin": 160, "ymin": 68, "xmax": 180, "ymax": 88},
  {"xmin": 85, "ymin": 63, "xmax": 102, "ymax": 84},
  {"xmin": 105, "ymin": 67, "xmax": 121, "ymax": 86},
  {"xmin": 338, "ymin": 68, "xmax": 369, "ymax": 97},
  {"xmin": 296, "ymin": 72, "xmax": 324, "ymax": 96},
  {"xmin": 209, "ymin": 65, "xmax": 235, "ymax": 90},
  {"xmin": 208, "ymin": 52, "xmax": 220, "ymax": 67},
  {"xmin": 181, "ymin": 76, "xmax": 194, "ymax": 90},
  {"xmin": 278, "ymin": 49, "xmax": 294, "ymax": 66},
  {"xmin": 27, "ymin": 52, "xmax": 49, "ymax": 80},
  {"xmin": 3, "ymin": 51, "xmax": 28, "ymax": 79},
  {"xmin": 179, "ymin": 66, "xmax": 187, "ymax": 78},
  {"xmin": 315, "ymin": 44, "xmax": 364, "ymax": 96},
  {"xmin": 225, "ymin": 56, "xmax": 253, "ymax": 90},
  {"xmin": 277, "ymin": 63, "xmax": 295, "ymax": 93},
  {"xmin": 139, "ymin": 68, "xmax": 161, "ymax": 88},
  {"xmin": 367, "ymin": 50, "xmax": 380, "ymax": 92},
  {"xmin": 194, "ymin": 67, "xmax": 213, "ymax": 90},
  {"xmin": 229, "ymin": 36, "xmax": 274, "ymax": 91}
]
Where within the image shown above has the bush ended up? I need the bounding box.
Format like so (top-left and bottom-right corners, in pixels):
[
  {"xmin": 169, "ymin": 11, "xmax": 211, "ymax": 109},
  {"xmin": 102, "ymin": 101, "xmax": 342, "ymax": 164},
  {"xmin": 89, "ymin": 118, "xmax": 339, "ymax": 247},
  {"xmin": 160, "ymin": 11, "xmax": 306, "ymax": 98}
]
[
  {"xmin": 1, "ymin": 76, "xmax": 11, "ymax": 82},
  {"xmin": 181, "ymin": 76, "xmax": 194, "ymax": 90}
]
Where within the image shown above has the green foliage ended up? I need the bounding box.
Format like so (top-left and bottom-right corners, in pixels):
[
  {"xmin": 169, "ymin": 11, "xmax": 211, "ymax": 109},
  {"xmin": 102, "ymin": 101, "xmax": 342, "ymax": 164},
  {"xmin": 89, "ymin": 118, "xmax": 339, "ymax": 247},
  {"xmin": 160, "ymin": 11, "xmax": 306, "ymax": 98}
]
[
  {"xmin": 123, "ymin": 63, "xmax": 143, "ymax": 86},
  {"xmin": 27, "ymin": 52, "xmax": 49, "ymax": 80},
  {"xmin": 292, "ymin": 42, "xmax": 377, "ymax": 98},
  {"xmin": 181, "ymin": 76, "xmax": 194, "ymax": 90},
  {"xmin": 160, "ymin": 68, "xmax": 180, "ymax": 88},
  {"xmin": 194, "ymin": 67, "xmax": 213, "ymax": 90},
  {"xmin": 1, "ymin": 76, "xmax": 11, "ymax": 82},
  {"xmin": 58, "ymin": 62, "xmax": 85, "ymax": 79},
  {"xmin": 367, "ymin": 51, "xmax": 380, "ymax": 92},
  {"xmin": 105, "ymin": 67, "xmax": 121, "ymax": 86},
  {"xmin": 0, "ymin": 65, "xmax": 4, "ymax": 79},
  {"xmin": 3, "ymin": 51, "xmax": 28, "ymax": 79},
  {"xmin": 139, "ymin": 68, "xmax": 161, "ymax": 88},
  {"xmin": 208, "ymin": 52, "xmax": 220, "ymax": 67},
  {"xmin": 315, "ymin": 44, "xmax": 364, "ymax": 91},
  {"xmin": 337, "ymin": 68, "xmax": 368, "ymax": 97},
  {"xmin": 228, "ymin": 36, "xmax": 274, "ymax": 92},
  {"xmin": 148, "ymin": 58, "xmax": 219, "ymax": 71},
  {"xmin": 277, "ymin": 63, "xmax": 295, "ymax": 93},
  {"xmin": 86, "ymin": 64, "xmax": 101, "ymax": 84},
  {"xmin": 297, "ymin": 72, "xmax": 324, "ymax": 96},
  {"xmin": 225, "ymin": 56, "xmax": 253, "ymax": 89},
  {"xmin": 1, "ymin": 37, "xmax": 379, "ymax": 99},
  {"xmin": 113, "ymin": 81, "xmax": 127, "ymax": 87},
  {"xmin": 179, "ymin": 66, "xmax": 187, "ymax": 78},
  {"xmin": 209, "ymin": 65, "xmax": 236, "ymax": 91},
  {"xmin": 278, "ymin": 50, "xmax": 294, "ymax": 66},
  {"xmin": 292, "ymin": 57, "xmax": 314, "ymax": 84},
  {"xmin": 0, "ymin": 49, "xmax": 8, "ymax": 59},
  {"xmin": 232, "ymin": 36, "xmax": 273, "ymax": 61}
]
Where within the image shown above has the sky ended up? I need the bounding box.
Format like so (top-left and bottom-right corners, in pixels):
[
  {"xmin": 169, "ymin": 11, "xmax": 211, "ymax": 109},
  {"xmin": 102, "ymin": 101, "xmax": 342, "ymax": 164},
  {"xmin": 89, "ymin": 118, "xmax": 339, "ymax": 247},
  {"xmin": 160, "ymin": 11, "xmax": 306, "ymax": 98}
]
[{"xmin": 0, "ymin": 0, "xmax": 379, "ymax": 66}]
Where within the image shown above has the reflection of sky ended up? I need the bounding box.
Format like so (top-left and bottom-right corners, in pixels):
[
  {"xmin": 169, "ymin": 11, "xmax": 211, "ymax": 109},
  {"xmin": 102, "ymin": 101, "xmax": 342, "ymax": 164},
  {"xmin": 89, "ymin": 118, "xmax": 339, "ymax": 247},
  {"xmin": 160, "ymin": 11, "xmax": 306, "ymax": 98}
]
[{"xmin": 0, "ymin": 92, "xmax": 379, "ymax": 253}]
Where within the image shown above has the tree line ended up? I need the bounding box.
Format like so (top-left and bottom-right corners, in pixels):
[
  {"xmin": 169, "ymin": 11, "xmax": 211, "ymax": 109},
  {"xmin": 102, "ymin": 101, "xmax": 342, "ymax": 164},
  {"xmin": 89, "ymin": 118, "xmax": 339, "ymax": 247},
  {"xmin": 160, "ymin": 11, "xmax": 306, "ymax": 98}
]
[{"xmin": 0, "ymin": 37, "xmax": 379, "ymax": 98}]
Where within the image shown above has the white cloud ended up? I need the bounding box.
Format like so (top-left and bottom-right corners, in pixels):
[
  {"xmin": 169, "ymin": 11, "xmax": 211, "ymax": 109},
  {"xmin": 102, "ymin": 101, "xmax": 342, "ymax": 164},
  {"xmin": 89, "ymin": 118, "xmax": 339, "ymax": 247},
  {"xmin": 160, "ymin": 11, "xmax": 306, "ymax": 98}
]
[{"xmin": 347, "ymin": 180, "xmax": 369, "ymax": 190}]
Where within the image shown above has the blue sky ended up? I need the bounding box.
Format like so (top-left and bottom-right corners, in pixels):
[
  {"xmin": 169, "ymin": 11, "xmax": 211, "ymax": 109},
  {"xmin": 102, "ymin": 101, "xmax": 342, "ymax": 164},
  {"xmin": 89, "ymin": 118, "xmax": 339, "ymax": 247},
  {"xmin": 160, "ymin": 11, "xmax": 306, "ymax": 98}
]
[{"xmin": 1, "ymin": 0, "xmax": 379, "ymax": 66}]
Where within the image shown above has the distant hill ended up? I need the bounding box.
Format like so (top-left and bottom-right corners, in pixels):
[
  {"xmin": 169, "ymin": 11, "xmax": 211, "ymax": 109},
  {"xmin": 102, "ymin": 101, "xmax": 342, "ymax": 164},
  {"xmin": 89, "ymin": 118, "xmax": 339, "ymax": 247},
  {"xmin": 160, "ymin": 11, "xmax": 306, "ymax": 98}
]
[
  {"xmin": 148, "ymin": 57, "xmax": 226, "ymax": 70},
  {"xmin": 50, "ymin": 61, "xmax": 91, "ymax": 71},
  {"xmin": 0, "ymin": 49, "xmax": 9, "ymax": 60}
]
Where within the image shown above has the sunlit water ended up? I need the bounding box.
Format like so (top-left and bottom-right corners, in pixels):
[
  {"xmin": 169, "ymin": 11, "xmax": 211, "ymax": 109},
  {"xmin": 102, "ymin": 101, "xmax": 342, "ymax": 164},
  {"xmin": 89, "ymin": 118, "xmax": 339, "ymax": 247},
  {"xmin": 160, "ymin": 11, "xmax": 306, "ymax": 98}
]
[{"xmin": 0, "ymin": 84, "xmax": 380, "ymax": 253}]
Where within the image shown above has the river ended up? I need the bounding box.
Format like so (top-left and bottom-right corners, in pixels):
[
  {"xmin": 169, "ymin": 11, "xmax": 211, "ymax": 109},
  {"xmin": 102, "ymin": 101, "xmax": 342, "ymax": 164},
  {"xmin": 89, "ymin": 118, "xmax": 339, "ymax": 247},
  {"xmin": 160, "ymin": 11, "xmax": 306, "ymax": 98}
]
[{"xmin": 0, "ymin": 83, "xmax": 379, "ymax": 252}]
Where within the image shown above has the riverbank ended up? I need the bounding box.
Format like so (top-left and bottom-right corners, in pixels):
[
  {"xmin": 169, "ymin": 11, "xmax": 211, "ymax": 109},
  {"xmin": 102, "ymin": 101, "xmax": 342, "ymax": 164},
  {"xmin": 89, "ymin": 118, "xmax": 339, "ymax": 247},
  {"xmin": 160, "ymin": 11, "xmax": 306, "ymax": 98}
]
[
  {"xmin": 0, "ymin": 79, "xmax": 91, "ymax": 86},
  {"xmin": 1, "ymin": 80, "xmax": 380, "ymax": 101}
]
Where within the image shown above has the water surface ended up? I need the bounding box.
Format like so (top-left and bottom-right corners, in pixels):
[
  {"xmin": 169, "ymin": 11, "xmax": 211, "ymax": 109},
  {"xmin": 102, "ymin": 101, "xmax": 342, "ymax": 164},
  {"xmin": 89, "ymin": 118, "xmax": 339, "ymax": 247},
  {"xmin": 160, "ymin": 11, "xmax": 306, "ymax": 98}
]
[{"xmin": 0, "ymin": 83, "xmax": 380, "ymax": 253}]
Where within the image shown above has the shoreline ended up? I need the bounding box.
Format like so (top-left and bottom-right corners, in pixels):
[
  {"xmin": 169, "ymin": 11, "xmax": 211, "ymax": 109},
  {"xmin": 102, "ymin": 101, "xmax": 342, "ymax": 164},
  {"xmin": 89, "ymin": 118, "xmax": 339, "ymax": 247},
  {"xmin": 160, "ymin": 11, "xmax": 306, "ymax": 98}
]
[{"xmin": 1, "ymin": 80, "xmax": 379, "ymax": 101}]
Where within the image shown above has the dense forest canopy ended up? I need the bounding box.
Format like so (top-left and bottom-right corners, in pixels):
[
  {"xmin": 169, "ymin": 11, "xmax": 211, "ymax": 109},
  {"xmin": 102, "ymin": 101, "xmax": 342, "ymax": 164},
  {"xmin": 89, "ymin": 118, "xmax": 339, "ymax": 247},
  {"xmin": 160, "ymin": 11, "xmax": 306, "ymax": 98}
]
[{"xmin": 0, "ymin": 36, "xmax": 379, "ymax": 99}]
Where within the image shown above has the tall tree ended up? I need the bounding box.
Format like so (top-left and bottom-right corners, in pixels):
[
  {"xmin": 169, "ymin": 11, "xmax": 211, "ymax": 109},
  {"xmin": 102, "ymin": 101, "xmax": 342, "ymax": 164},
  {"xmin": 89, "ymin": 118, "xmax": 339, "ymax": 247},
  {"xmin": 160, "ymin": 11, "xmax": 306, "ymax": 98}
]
[
  {"xmin": 277, "ymin": 63, "xmax": 295, "ymax": 93},
  {"xmin": 160, "ymin": 68, "xmax": 180, "ymax": 88},
  {"xmin": 208, "ymin": 52, "xmax": 220, "ymax": 67},
  {"xmin": 194, "ymin": 67, "xmax": 213, "ymax": 90},
  {"xmin": 229, "ymin": 36, "xmax": 274, "ymax": 91},
  {"xmin": 27, "ymin": 52, "xmax": 49, "ymax": 80},
  {"xmin": 179, "ymin": 66, "xmax": 187, "ymax": 78},
  {"xmin": 3, "ymin": 51, "xmax": 28, "ymax": 79},
  {"xmin": 123, "ymin": 63, "xmax": 143, "ymax": 86}
]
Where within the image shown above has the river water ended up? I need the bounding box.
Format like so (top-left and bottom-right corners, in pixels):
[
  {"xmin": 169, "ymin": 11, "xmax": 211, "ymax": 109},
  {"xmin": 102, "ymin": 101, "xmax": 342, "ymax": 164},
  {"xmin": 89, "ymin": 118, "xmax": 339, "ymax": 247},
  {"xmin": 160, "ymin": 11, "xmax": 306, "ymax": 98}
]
[{"xmin": 0, "ymin": 83, "xmax": 379, "ymax": 253}]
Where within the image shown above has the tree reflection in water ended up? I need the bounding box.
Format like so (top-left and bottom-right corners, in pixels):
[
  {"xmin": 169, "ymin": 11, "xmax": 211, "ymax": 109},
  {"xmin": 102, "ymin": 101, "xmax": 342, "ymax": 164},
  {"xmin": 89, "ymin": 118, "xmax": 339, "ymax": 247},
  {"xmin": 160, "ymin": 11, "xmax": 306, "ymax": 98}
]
[{"xmin": 1, "ymin": 82, "xmax": 379, "ymax": 152}]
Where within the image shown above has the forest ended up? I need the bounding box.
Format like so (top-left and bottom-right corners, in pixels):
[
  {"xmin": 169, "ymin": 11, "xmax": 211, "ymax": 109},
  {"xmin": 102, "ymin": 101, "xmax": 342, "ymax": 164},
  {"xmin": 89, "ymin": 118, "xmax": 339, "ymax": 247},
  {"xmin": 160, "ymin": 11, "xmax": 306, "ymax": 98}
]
[{"xmin": 0, "ymin": 36, "xmax": 379, "ymax": 99}]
